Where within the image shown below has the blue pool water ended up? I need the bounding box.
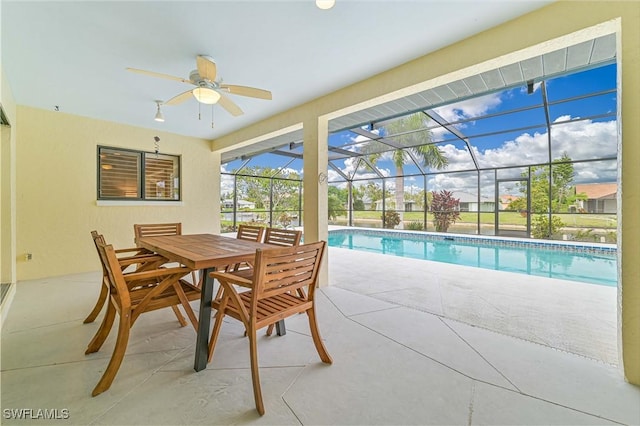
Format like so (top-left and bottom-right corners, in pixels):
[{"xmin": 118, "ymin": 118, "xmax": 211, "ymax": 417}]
[{"xmin": 328, "ymin": 229, "xmax": 617, "ymax": 287}]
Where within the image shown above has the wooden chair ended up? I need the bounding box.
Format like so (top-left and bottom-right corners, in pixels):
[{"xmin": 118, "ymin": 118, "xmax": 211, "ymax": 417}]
[
  {"xmin": 236, "ymin": 224, "xmax": 265, "ymax": 243},
  {"xmin": 86, "ymin": 237, "xmax": 200, "ymax": 396},
  {"xmin": 84, "ymin": 230, "xmax": 159, "ymax": 324},
  {"xmin": 133, "ymin": 223, "xmax": 199, "ymax": 287},
  {"xmin": 263, "ymin": 227, "xmax": 302, "ymax": 336},
  {"xmin": 263, "ymin": 227, "xmax": 302, "ymax": 247},
  {"xmin": 207, "ymin": 241, "xmax": 331, "ymax": 415},
  {"xmin": 133, "ymin": 222, "xmax": 183, "ymax": 242},
  {"xmin": 212, "ymin": 223, "xmax": 266, "ymax": 298},
  {"xmin": 88, "ymin": 231, "xmax": 190, "ymax": 327}
]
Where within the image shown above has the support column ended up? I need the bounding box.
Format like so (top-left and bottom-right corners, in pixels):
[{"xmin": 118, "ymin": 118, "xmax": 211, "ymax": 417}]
[
  {"xmin": 619, "ymin": 16, "xmax": 640, "ymax": 385},
  {"xmin": 0, "ymin": 112, "xmax": 17, "ymax": 326},
  {"xmin": 211, "ymin": 151, "xmax": 222, "ymax": 234},
  {"xmin": 303, "ymin": 116, "xmax": 329, "ymax": 287}
]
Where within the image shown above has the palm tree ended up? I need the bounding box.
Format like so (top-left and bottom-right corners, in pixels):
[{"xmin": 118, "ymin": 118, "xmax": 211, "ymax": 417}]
[{"xmin": 365, "ymin": 112, "xmax": 448, "ymax": 228}]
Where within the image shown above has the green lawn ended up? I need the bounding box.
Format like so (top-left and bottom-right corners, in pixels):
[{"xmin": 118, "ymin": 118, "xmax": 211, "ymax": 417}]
[
  {"xmin": 222, "ymin": 209, "xmax": 616, "ymax": 242},
  {"xmin": 340, "ymin": 210, "xmax": 616, "ymax": 229}
]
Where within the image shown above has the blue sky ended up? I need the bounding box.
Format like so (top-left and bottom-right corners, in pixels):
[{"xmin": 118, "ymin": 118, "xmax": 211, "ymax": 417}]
[{"xmin": 222, "ymin": 63, "xmax": 617, "ymax": 196}]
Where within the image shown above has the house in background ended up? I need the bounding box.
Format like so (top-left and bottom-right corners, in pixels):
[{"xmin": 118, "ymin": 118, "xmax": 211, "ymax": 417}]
[
  {"xmin": 453, "ymin": 191, "xmax": 495, "ymax": 212},
  {"xmin": 573, "ymin": 183, "xmax": 617, "ymax": 214},
  {"xmin": 373, "ymin": 198, "xmax": 416, "ymax": 212},
  {"xmin": 221, "ymin": 199, "xmax": 256, "ymax": 210},
  {"xmin": 370, "ymin": 191, "xmax": 495, "ymax": 212},
  {"xmin": 499, "ymin": 194, "xmax": 520, "ymax": 210}
]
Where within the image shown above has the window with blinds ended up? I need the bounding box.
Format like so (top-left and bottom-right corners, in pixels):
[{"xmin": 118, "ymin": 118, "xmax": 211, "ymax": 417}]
[{"xmin": 98, "ymin": 146, "xmax": 181, "ymax": 201}]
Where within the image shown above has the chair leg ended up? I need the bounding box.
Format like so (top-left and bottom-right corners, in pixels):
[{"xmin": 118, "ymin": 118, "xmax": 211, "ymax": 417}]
[
  {"xmin": 191, "ymin": 271, "xmax": 200, "ymax": 288},
  {"xmin": 265, "ymin": 321, "xmax": 286, "ymax": 336},
  {"xmin": 213, "ymin": 284, "xmax": 223, "ymax": 302},
  {"xmin": 265, "ymin": 323, "xmax": 275, "ymax": 336},
  {"xmin": 171, "ymin": 305, "xmax": 188, "ymax": 327},
  {"xmin": 247, "ymin": 326, "xmax": 265, "ymax": 416},
  {"xmin": 84, "ymin": 282, "xmax": 108, "ymax": 324},
  {"xmin": 86, "ymin": 301, "xmax": 116, "ymax": 354},
  {"xmin": 307, "ymin": 307, "xmax": 332, "ymax": 364},
  {"xmin": 207, "ymin": 298, "xmax": 228, "ymax": 363},
  {"xmin": 172, "ymin": 283, "xmax": 198, "ymax": 332},
  {"xmin": 92, "ymin": 311, "xmax": 131, "ymax": 396}
]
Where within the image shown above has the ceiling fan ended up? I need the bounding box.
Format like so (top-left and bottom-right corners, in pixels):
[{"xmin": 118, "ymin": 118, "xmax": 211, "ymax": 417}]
[{"xmin": 127, "ymin": 55, "xmax": 272, "ymax": 117}]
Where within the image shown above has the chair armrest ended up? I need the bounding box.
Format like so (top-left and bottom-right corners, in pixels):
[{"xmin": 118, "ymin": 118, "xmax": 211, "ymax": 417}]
[
  {"xmin": 210, "ymin": 271, "xmax": 253, "ymax": 288},
  {"xmin": 123, "ymin": 266, "xmax": 193, "ymax": 282},
  {"xmin": 118, "ymin": 254, "xmax": 167, "ymax": 267},
  {"xmin": 114, "ymin": 247, "xmax": 153, "ymax": 255}
]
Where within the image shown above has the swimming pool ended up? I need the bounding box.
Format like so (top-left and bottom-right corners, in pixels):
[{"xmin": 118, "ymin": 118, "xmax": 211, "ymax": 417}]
[{"xmin": 328, "ymin": 228, "xmax": 617, "ymax": 287}]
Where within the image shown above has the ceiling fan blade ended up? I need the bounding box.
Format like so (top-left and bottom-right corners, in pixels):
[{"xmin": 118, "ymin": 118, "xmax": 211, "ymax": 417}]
[
  {"xmin": 126, "ymin": 67, "xmax": 191, "ymax": 84},
  {"xmin": 165, "ymin": 90, "xmax": 194, "ymax": 106},
  {"xmin": 217, "ymin": 93, "xmax": 243, "ymax": 116},
  {"xmin": 196, "ymin": 55, "xmax": 217, "ymax": 81},
  {"xmin": 220, "ymin": 84, "xmax": 272, "ymax": 100}
]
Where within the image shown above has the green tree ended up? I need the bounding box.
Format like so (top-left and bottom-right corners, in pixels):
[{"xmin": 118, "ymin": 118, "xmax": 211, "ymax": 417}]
[
  {"xmin": 364, "ymin": 113, "xmax": 448, "ymax": 227},
  {"xmin": 362, "ymin": 182, "xmax": 383, "ymax": 210},
  {"xmin": 512, "ymin": 153, "xmax": 576, "ymax": 213},
  {"xmin": 551, "ymin": 153, "xmax": 575, "ymax": 209},
  {"xmin": 328, "ymin": 185, "xmax": 347, "ymax": 220},
  {"xmin": 531, "ymin": 215, "xmax": 565, "ymax": 239},
  {"xmin": 353, "ymin": 198, "xmax": 365, "ymax": 211},
  {"xmin": 350, "ymin": 184, "xmax": 365, "ymax": 211},
  {"xmin": 235, "ymin": 166, "xmax": 301, "ymax": 212}
]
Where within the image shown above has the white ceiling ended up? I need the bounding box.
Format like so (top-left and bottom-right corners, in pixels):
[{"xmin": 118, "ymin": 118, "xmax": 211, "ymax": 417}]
[{"xmin": 2, "ymin": 0, "xmax": 551, "ymax": 141}]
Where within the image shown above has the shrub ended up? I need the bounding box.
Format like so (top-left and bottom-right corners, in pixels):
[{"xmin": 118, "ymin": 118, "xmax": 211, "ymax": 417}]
[
  {"xmin": 531, "ymin": 215, "xmax": 564, "ymax": 239},
  {"xmin": 382, "ymin": 210, "xmax": 401, "ymax": 229},
  {"xmin": 406, "ymin": 221, "xmax": 425, "ymax": 231},
  {"xmin": 220, "ymin": 223, "xmax": 235, "ymax": 233},
  {"xmin": 574, "ymin": 228, "xmax": 594, "ymax": 241},
  {"xmin": 429, "ymin": 190, "xmax": 461, "ymax": 233},
  {"xmin": 277, "ymin": 212, "xmax": 292, "ymax": 228}
]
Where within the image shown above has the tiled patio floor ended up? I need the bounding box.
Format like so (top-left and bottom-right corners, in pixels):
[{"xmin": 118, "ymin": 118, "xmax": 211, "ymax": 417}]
[
  {"xmin": 329, "ymin": 247, "xmax": 618, "ymax": 365},
  {"xmin": 1, "ymin": 248, "xmax": 637, "ymax": 425}
]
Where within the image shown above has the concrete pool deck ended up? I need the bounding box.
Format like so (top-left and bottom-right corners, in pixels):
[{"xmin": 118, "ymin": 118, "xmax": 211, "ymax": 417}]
[
  {"xmin": 1, "ymin": 248, "xmax": 632, "ymax": 425},
  {"xmin": 328, "ymin": 246, "xmax": 618, "ymax": 365}
]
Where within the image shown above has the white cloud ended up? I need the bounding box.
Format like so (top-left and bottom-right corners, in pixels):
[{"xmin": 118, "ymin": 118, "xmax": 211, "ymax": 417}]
[
  {"xmin": 433, "ymin": 92, "xmax": 503, "ymax": 122},
  {"xmin": 332, "ymin": 116, "xmax": 618, "ymax": 191},
  {"xmin": 404, "ymin": 92, "xmax": 504, "ymax": 142},
  {"xmin": 223, "ymin": 110, "xmax": 618, "ymax": 198},
  {"xmin": 220, "ymin": 174, "xmax": 234, "ymax": 196},
  {"xmin": 277, "ymin": 167, "xmax": 300, "ymax": 177}
]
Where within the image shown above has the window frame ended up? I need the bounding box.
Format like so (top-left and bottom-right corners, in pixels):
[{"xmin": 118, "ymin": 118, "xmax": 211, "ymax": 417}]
[{"xmin": 97, "ymin": 145, "xmax": 182, "ymax": 202}]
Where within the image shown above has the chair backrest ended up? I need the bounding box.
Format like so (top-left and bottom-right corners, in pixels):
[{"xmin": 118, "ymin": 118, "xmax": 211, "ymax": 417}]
[
  {"xmin": 134, "ymin": 223, "xmax": 182, "ymax": 245},
  {"xmin": 94, "ymin": 238, "xmax": 132, "ymax": 309},
  {"xmin": 263, "ymin": 228, "xmax": 302, "ymax": 247},
  {"xmin": 236, "ymin": 224, "xmax": 265, "ymax": 242},
  {"xmin": 91, "ymin": 230, "xmax": 109, "ymax": 277},
  {"xmin": 252, "ymin": 240, "xmax": 326, "ymax": 300}
]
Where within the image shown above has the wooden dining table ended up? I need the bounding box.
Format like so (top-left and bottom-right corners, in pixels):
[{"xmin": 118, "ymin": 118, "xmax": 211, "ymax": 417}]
[{"xmin": 137, "ymin": 233, "xmax": 275, "ymax": 372}]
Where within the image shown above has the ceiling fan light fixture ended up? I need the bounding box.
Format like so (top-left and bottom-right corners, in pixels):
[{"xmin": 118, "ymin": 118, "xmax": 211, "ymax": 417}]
[
  {"xmin": 192, "ymin": 87, "xmax": 221, "ymax": 104},
  {"xmin": 154, "ymin": 101, "xmax": 164, "ymax": 122},
  {"xmin": 316, "ymin": 0, "xmax": 335, "ymax": 10}
]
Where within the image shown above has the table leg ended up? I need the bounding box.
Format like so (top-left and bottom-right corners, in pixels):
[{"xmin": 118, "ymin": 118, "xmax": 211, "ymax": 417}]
[{"xmin": 194, "ymin": 267, "xmax": 214, "ymax": 372}]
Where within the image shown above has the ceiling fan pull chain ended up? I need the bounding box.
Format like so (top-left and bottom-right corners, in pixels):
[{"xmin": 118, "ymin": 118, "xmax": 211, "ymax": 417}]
[
  {"xmin": 211, "ymin": 105, "xmax": 215, "ymax": 129},
  {"xmin": 198, "ymin": 101, "xmax": 201, "ymax": 121}
]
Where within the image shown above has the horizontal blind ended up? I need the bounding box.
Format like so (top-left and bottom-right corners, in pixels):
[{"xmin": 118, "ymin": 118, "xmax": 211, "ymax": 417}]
[
  {"xmin": 144, "ymin": 153, "xmax": 180, "ymax": 200},
  {"xmin": 99, "ymin": 148, "xmax": 140, "ymax": 198}
]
